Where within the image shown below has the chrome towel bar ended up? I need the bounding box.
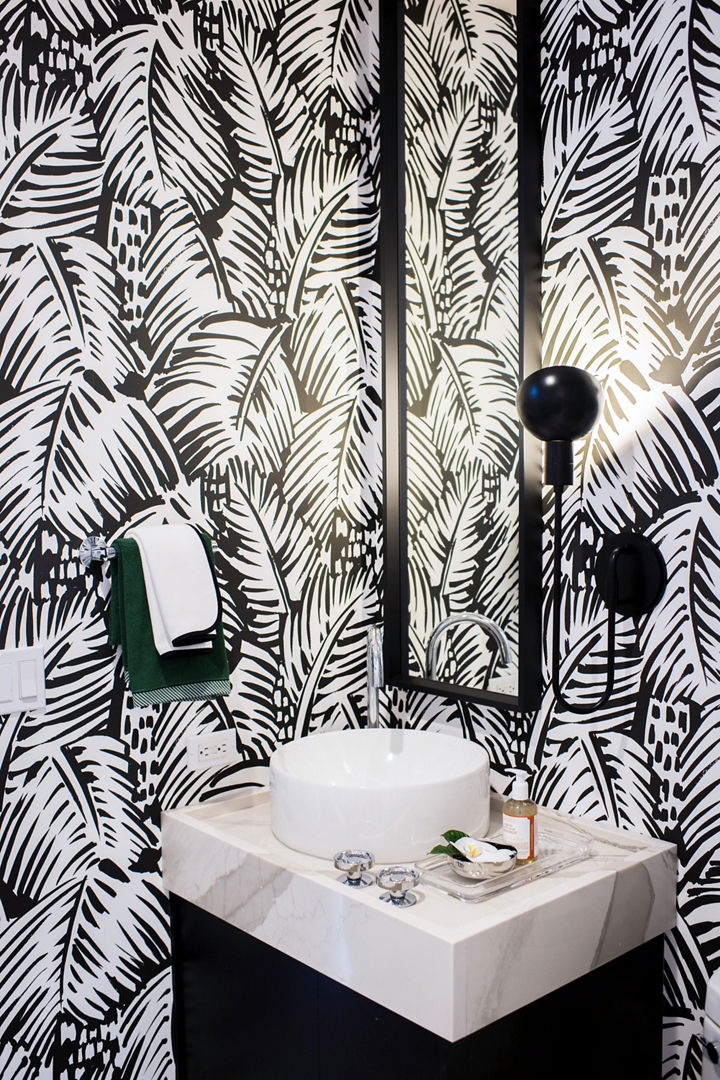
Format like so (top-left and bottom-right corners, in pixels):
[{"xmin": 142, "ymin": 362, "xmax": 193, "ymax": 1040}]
[{"xmin": 78, "ymin": 534, "xmax": 217, "ymax": 569}]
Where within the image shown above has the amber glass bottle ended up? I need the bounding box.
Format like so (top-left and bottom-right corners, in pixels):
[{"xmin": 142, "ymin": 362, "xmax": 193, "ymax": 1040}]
[{"xmin": 502, "ymin": 778, "xmax": 537, "ymax": 862}]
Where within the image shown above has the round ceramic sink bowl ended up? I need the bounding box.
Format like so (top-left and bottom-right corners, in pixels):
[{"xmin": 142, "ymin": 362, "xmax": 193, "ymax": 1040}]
[{"xmin": 269, "ymin": 728, "xmax": 490, "ymax": 863}]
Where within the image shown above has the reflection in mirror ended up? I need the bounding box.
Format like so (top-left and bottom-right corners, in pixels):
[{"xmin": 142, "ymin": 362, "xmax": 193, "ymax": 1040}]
[{"xmin": 404, "ymin": 0, "xmax": 521, "ymax": 694}]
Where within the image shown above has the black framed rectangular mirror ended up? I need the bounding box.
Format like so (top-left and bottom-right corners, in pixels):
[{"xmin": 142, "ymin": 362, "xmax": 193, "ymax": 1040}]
[{"xmin": 381, "ymin": 0, "xmax": 542, "ymax": 710}]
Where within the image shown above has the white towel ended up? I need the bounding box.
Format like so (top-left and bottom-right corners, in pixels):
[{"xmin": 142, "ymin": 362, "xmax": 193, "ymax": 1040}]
[{"xmin": 128, "ymin": 524, "xmax": 219, "ymax": 658}]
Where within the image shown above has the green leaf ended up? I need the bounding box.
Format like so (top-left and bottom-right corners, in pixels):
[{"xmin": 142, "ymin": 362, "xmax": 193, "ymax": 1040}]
[
  {"xmin": 430, "ymin": 844, "xmax": 465, "ymax": 858},
  {"xmin": 440, "ymin": 828, "xmax": 468, "ymax": 844}
]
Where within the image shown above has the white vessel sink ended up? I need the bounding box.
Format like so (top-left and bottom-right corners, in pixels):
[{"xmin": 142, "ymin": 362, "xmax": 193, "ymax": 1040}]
[{"xmin": 269, "ymin": 728, "xmax": 490, "ymax": 862}]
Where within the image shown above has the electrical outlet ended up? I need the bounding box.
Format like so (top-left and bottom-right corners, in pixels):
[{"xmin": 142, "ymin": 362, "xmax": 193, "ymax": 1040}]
[{"xmin": 186, "ymin": 730, "xmax": 239, "ymax": 771}]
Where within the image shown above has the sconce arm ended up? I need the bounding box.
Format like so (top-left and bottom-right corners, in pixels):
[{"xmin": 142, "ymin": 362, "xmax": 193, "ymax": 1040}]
[{"xmin": 551, "ymin": 485, "xmax": 618, "ymax": 715}]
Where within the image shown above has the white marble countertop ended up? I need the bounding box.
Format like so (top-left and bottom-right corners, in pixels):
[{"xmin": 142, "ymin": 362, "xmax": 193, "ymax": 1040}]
[{"xmin": 161, "ymin": 788, "xmax": 676, "ymax": 1042}]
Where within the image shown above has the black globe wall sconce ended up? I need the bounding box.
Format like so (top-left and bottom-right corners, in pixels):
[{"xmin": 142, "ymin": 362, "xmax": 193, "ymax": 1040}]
[{"xmin": 516, "ymin": 366, "xmax": 667, "ymax": 714}]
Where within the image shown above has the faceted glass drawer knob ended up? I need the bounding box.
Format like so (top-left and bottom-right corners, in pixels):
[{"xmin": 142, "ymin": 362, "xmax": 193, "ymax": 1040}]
[
  {"xmin": 334, "ymin": 850, "xmax": 374, "ymax": 888},
  {"xmin": 376, "ymin": 866, "xmax": 420, "ymax": 907}
]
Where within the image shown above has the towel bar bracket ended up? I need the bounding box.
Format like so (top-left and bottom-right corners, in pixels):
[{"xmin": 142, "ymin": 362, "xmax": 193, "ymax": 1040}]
[{"xmin": 79, "ymin": 536, "xmax": 115, "ymax": 569}]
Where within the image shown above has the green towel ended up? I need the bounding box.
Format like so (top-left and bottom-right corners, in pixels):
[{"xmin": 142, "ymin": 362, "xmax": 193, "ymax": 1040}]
[{"xmin": 109, "ymin": 534, "xmax": 231, "ymax": 707}]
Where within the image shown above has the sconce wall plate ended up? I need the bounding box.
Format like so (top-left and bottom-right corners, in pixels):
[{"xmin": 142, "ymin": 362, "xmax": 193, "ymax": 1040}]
[{"xmin": 594, "ymin": 532, "xmax": 667, "ymax": 618}]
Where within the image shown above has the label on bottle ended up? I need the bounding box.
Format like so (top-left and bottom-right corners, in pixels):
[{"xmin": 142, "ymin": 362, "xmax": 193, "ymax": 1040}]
[{"xmin": 502, "ymin": 812, "xmax": 535, "ymax": 861}]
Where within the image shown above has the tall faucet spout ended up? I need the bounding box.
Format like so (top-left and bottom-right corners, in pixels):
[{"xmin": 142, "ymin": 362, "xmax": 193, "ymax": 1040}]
[
  {"xmin": 366, "ymin": 625, "xmax": 384, "ymax": 728},
  {"xmin": 426, "ymin": 614, "xmax": 511, "ymax": 680}
]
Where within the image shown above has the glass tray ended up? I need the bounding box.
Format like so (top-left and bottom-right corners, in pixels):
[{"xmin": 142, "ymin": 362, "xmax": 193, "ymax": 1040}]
[{"xmin": 414, "ymin": 826, "xmax": 591, "ymax": 903}]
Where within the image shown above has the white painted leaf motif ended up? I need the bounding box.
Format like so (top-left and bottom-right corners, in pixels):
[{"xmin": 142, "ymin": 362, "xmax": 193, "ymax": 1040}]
[
  {"xmin": 584, "ymin": 376, "xmax": 720, "ymax": 532},
  {"xmin": 0, "ymin": 878, "xmax": 79, "ymax": 1064},
  {"xmin": 115, "ymin": 966, "xmax": 173, "ymax": 1080},
  {"xmin": 277, "ymin": 140, "xmax": 378, "ymax": 301},
  {"xmin": 422, "ymin": 0, "xmax": 516, "ymax": 105},
  {"xmin": 691, "ymin": 0, "xmax": 720, "ymax": 136},
  {"xmin": 0, "ymin": 738, "xmax": 156, "ymax": 903},
  {"xmin": 150, "ymin": 315, "xmax": 299, "ymax": 482},
  {"xmin": 141, "ymin": 199, "xmax": 234, "ymax": 371},
  {"xmin": 150, "ymin": 11, "xmax": 242, "ymax": 218},
  {"xmin": 428, "ymin": 338, "xmax": 518, "ymax": 479},
  {"xmin": 642, "ymin": 493, "xmax": 720, "ymax": 704},
  {"xmin": 279, "ymin": 0, "xmax": 376, "ymax": 116},
  {"xmin": 0, "ymin": 68, "xmax": 103, "ymax": 237},
  {"xmin": 629, "ymin": 0, "xmax": 709, "ymax": 172},
  {"xmin": 30, "ymin": 0, "xmax": 144, "ymax": 37},
  {"xmin": 442, "ymin": 472, "xmax": 519, "ymax": 632},
  {"xmin": 63, "ymin": 870, "xmax": 168, "ymax": 1023},
  {"xmin": 0, "ymin": 239, "xmax": 140, "ymax": 392}
]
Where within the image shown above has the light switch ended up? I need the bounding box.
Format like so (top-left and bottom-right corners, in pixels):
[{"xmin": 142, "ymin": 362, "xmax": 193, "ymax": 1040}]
[
  {"xmin": 19, "ymin": 660, "xmax": 37, "ymax": 700},
  {"xmin": 0, "ymin": 662, "xmax": 13, "ymax": 702},
  {"xmin": 0, "ymin": 648, "xmax": 45, "ymax": 713}
]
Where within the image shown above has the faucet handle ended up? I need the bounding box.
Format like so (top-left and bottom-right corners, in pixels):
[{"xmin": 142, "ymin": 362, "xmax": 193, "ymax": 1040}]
[
  {"xmin": 366, "ymin": 626, "xmax": 384, "ymax": 728},
  {"xmin": 334, "ymin": 850, "xmax": 374, "ymax": 888},
  {"xmin": 376, "ymin": 866, "xmax": 420, "ymax": 907},
  {"xmin": 367, "ymin": 625, "xmax": 384, "ymax": 686}
]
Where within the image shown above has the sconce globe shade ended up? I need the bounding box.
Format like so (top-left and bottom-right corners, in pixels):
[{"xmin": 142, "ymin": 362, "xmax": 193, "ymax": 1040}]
[{"xmin": 516, "ymin": 366, "xmax": 602, "ymax": 443}]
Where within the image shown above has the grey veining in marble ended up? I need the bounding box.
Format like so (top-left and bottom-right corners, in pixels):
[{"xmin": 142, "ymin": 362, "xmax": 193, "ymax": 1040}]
[{"xmin": 162, "ymin": 790, "xmax": 676, "ymax": 1041}]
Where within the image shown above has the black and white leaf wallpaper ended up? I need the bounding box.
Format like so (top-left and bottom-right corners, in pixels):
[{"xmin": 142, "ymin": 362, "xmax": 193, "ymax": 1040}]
[
  {"xmin": 0, "ymin": 0, "xmax": 380, "ymax": 1076},
  {"xmin": 537, "ymin": 0, "xmax": 720, "ymax": 1075},
  {"xmin": 0, "ymin": 0, "xmax": 718, "ymax": 1078}
]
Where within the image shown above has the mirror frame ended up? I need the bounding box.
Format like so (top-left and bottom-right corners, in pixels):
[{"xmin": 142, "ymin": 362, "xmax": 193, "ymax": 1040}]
[{"xmin": 380, "ymin": 0, "xmax": 542, "ymax": 710}]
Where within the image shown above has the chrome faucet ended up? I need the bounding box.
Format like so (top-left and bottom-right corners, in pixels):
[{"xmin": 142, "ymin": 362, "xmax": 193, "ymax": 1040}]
[
  {"xmin": 426, "ymin": 613, "xmax": 512, "ymax": 680},
  {"xmin": 366, "ymin": 625, "xmax": 384, "ymax": 727}
]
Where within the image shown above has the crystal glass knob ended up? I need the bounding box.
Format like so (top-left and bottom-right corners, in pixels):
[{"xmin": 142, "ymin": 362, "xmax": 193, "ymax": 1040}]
[
  {"xmin": 376, "ymin": 866, "xmax": 420, "ymax": 907},
  {"xmin": 334, "ymin": 850, "xmax": 374, "ymax": 888}
]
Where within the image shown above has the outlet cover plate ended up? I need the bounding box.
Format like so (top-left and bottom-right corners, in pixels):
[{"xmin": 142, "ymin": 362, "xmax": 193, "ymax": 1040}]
[{"xmin": 186, "ymin": 730, "xmax": 239, "ymax": 771}]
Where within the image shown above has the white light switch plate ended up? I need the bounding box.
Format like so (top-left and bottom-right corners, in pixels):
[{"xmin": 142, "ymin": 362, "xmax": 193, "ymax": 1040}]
[{"xmin": 0, "ymin": 647, "xmax": 46, "ymax": 713}]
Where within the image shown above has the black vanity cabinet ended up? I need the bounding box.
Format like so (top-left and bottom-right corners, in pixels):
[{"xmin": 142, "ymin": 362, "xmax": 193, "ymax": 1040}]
[
  {"xmin": 170, "ymin": 895, "xmax": 664, "ymax": 1080},
  {"xmin": 162, "ymin": 792, "xmax": 675, "ymax": 1080}
]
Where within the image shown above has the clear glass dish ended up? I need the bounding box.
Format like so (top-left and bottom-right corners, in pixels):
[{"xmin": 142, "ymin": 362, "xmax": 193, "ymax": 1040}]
[{"xmin": 414, "ymin": 825, "xmax": 591, "ymax": 903}]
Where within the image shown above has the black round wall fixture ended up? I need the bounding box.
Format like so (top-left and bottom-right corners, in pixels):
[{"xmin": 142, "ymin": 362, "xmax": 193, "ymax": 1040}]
[
  {"xmin": 516, "ymin": 366, "xmax": 602, "ymax": 443},
  {"xmin": 516, "ymin": 366, "xmax": 603, "ymax": 487},
  {"xmin": 594, "ymin": 532, "xmax": 667, "ymax": 618}
]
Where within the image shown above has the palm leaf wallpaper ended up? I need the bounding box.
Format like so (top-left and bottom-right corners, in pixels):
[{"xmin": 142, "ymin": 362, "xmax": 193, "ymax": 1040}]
[
  {"xmin": 0, "ymin": 0, "xmax": 380, "ymax": 1076},
  {"xmin": 0, "ymin": 1, "xmax": 718, "ymax": 1079}
]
